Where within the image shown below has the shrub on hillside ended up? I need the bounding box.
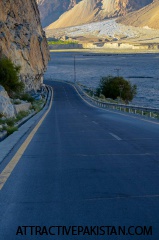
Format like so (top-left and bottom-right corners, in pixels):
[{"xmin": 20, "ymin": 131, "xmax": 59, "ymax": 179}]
[
  {"xmin": 96, "ymin": 76, "xmax": 137, "ymax": 103},
  {"xmin": 0, "ymin": 57, "xmax": 24, "ymax": 96},
  {"xmin": 19, "ymin": 93, "xmax": 35, "ymax": 103}
]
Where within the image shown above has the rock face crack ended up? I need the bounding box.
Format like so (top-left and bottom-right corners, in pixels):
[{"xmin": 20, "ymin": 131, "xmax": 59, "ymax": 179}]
[{"xmin": 0, "ymin": 0, "xmax": 50, "ymax": 90}]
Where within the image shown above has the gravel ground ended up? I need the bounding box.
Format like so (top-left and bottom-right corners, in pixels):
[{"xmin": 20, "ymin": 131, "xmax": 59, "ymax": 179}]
[{"xmin": 46, "ymin": 19, "xmax": 159, "ymax": 44}]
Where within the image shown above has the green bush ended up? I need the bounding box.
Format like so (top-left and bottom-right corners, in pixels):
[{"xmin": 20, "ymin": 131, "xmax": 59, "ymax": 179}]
[
  {"xmin": 5, "ymin": 118, "xmax": 16, "ymax": 127},
  {"xmin": 96, "ymin": 76, "xmax": 137, "ymax": 103},
  {"xmin": 13, "ymin": 99, "xmax": 21, "ymax": 105},
  {"xmin": 19, "ymin": 93, "xmax": 35, "ymax": 103},
  {"xmin": 16, "ymin": 111, "xmax": 29, "ymax": 121},
  {"xmin": 32, "ymin": 99, "xmax": 45, "ymax": 112},
  {"xmin": 0, "ymin": 57, "xmax": 24, "ymax": 95},
  {"xmin": 6, "ymin": 126, "xmax": 18, "ymax": 135},
  {"xmin": 0, "ymin": 113, "xmax": 4, "ymax": 118}
]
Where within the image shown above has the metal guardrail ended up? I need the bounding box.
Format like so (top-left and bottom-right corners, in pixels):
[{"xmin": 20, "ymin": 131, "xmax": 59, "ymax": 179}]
[
  {"xmin": 76, "ymin": 84, "xmax": 159, "ymax": 119},
  {"xmin": 45, "ymin": 78, "xmax": 159, "ymax": 119}
]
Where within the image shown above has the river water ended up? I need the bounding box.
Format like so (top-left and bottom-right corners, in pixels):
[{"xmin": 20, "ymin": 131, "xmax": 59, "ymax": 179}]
[{"xmin": 44, "ymin": 52, "xmax": 159, "ymax": 108}]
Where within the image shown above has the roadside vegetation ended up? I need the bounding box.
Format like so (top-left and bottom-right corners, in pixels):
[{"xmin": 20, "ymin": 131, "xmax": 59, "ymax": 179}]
[
  {"xmin": 0, "ymin": 111, "xmax": 28, "ymax": 135},
  {"xmin": 79, "ymin": 77, "xmax": 159, "ymax": 119},
  {"xmin": 0, "ymin": 94, "xmax": 46, "ymax": 136},
  {"xmin": 95, "ymin": 76, "xmax": 137, "ymax": 103},
  {"xmin": 0, "ymin": 57, "xmax": 47, "ymax": 138},
  {"xmin": 0, "ymin": 58, "xmax": 24, "ymax": 97}
]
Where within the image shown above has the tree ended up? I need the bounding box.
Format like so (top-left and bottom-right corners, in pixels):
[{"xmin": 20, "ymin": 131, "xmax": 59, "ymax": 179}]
[
  {"xmin": 0, "ymin": 57, "xmax": 24, "ymax": 96},
  {"xmin": 96, "ymin": 76, "xmax": 137, "ymax": 103}
]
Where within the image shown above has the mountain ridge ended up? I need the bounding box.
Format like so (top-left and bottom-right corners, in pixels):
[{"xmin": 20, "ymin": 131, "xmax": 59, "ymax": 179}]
[
  {"xmin": 37, "ymin": 0, "xmax": 82, "ymax": 27},
  {"xmin": 117, "ymin": 0, "xmax": 159, "ymax": 29},
  {"xmin": 41, "ymin": 0, "xmax": 153, "ymax": 29}
]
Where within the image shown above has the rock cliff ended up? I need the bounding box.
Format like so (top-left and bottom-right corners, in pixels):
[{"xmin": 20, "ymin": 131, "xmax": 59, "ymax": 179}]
[
  {"xmin": 0, "ymin": 86, "xmax": 15, "ymax": 118},
  {"xmin": 0, "ymin": 0, "xmax": 50, "ymax": 90}
]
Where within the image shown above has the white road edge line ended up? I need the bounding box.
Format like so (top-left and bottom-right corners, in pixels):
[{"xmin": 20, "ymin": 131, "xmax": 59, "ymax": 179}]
[
  {"xmin": 0, "ymin": 87, "xmax": 53, "ymax": 191},
  {"xmin": 109, "ymin": 132, "xmax": 122, "ymax": 141},
  {"xmin": 67, "ymin": 82, "xmax": 159, "ymax": 126}
]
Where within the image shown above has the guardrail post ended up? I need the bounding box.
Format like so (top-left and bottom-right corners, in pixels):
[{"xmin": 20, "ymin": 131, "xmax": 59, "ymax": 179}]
[{"xmin": 76, "ymin": 84, "xmax": 159, "ymax": 118}]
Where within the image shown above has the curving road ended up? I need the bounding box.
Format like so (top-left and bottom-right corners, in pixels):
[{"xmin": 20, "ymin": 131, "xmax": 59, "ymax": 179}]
[{"xmin": 0, "ymin": 81, "xmax": 159, "ymax": 239}]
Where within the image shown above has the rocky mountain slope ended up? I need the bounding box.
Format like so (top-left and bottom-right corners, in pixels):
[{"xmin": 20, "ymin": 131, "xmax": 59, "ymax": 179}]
[
  {"xmin": 117, "ymin": 0, "xmax": 159, "ymax": 29},
  {"xmin": 46, "ymin": 0, "xmax": 153, "ymax": 29},
  {"xmin": 0, "ymin": 0, "xmax": 50, "ymax": 90},
  {"xmin": 37, "ymin": 0, "xmax": 82, "ymax": 27},
  {"xmin": 46, "ymin": 18, "xmax": 159, "ymax": 46}
]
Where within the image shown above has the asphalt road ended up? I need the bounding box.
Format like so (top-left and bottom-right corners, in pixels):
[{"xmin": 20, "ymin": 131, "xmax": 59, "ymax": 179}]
[{"xmin": 0, "ymin": 81, "xmax": 159, "ymax": 240}]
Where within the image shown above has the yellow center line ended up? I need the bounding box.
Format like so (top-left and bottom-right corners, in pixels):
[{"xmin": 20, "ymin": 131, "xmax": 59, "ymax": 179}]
[{"xmin": 0, "ymin": 87, "xmax": 53, "ymax": 191}]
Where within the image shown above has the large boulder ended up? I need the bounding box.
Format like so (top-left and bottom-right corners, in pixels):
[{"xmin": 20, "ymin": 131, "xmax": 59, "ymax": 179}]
[
  {"xmin": 0, "ymin": 85, "xmax": 15, "ymax": 118},
  {"xmin": 14, "ymin": 102, "xmax": 31, "ymax": 114}
]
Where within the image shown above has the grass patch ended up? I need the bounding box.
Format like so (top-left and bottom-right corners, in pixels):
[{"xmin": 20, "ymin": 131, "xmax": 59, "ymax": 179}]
[
  {"xmin": 0, "ymin": 118, "xmax": 5, "ymax": 125},
  {"xmin": 0, "ymin": 111, "xmax": 29, "ymax": 134},
  {"xmin": 1, "ymin": 111, "xmax": 29, "ymax": 124},
  {"xmin": 32, "ymin": 99, "xmax": 45, "ymax": 112},
  {"xmin": 48, "ymin": 40, "xmax": 78, "ymax": 45},
  {"xmin": 16, "ymin": 111, "xmax": 30, "ymax": 121},
  {"xmin": 5, "ymin": 118, "xmax": 16, "ymax": 127},
  {"xmin": 0, "ymin": 94, "xmax": 46, "ymax": 138},
  {"xmin": 19, "ymin": 93, "xmax": 35, "ymax": 103},
  {"xmin": 13, "ymin": 99, "xmax": 21, "ymax": 104},
  {"xmin": 6, "ymin": 126, "xmax": 18, "ymax": 135}
]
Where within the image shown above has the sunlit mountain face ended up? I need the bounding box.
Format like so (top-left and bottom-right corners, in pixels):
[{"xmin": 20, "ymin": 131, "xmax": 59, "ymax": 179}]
[
  {"xmin": 117, "ymin": 0, "xmax": 159, "ymax": 30},
  {"xmin": 37, "ymin": 0, "xmax": 153, "ymax": 28},
  {"xmin": 36, "ymin": 0, "xmax": 82, "ymax": 27}
]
